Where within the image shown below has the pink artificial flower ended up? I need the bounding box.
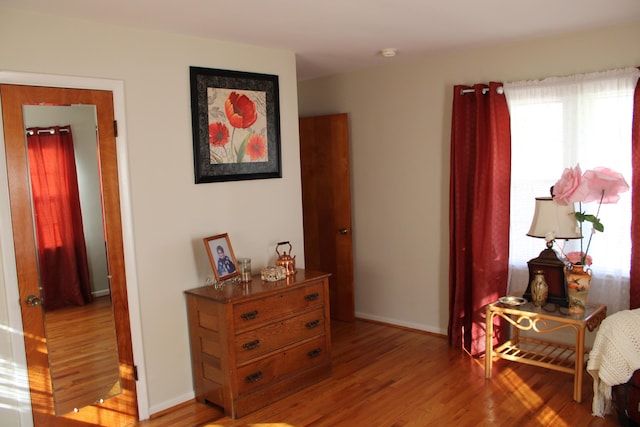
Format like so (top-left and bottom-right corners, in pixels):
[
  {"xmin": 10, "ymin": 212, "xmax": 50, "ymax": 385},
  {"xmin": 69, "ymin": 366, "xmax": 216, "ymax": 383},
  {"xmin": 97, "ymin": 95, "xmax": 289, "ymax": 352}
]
[
  {"xmin": 552, "ymin": 165, "xmax": 590, "ymax": 206},
  {"xmin": 581, "ymin": 167, "xmax": 630, "ymax": 204},
  {"xmin": 552, "ymin": 165, "xmax": 628, "ymax": 268},
  {"xmin": 565, "ymin": 251, "xmax": 593, "ymax": 266}
]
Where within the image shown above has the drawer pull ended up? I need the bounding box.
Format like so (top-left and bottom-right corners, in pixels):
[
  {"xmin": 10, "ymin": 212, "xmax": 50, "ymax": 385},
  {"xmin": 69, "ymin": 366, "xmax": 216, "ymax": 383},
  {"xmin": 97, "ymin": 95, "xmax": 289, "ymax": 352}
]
[
  {"xmin": 240, "ymin": 310, "xmax": 259, "ymax": 320},
  {"xmin": 307, "ymin": 348, "xmax": 322, "ymax": 358},
  {"xmin": 305, "ymin": 319, "xmax": 320, "ymax": 329},
  {"xmin": 246, "ymin": 371, "xmax": 263, "ymax": 383},
  {"xmin": 305, "ymin": 292, "xmax": 320, "ymax": 301},
  {"xmin": 242, "ymin": 340, "xmax": 261, "ymax": 350}
]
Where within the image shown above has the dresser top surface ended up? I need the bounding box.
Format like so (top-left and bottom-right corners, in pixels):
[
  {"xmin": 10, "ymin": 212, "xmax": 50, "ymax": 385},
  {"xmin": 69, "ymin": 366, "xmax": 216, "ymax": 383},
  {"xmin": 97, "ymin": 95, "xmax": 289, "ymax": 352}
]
[{"xmin": 185, "ymin": 269, "xmax": 330, "ymax": 302}]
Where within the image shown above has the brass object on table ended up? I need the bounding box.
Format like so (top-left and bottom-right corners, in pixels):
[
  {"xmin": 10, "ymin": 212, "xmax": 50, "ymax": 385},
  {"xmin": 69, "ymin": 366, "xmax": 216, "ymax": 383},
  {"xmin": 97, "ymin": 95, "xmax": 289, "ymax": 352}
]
[
  {"xmin": 275, "ymin": 241, "xmax": 297, "ymax": 276},
  {"xmin": 530, "ymin": 270, "xmax": 549, "ymax": 307}
]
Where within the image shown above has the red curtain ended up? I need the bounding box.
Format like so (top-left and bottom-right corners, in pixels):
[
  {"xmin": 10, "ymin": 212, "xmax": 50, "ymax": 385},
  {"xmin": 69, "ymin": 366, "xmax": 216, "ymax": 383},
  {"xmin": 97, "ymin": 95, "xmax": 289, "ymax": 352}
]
[
  {"xmin": 448, "ymin": 82, "xmax": 511, "ymax": 356},
  {"xmin": 27, "ymin": 126, "xmax": 93, "ymax": 311},
  {"xmin": 631, "ymin": 76, "xmax": 640, "ymax": 309}
]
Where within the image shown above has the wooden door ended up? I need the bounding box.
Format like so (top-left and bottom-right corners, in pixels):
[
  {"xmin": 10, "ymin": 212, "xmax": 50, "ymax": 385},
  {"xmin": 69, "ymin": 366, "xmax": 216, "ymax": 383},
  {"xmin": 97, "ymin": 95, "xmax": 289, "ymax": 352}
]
[
  {"xmin": 299, "ymin": 113, "xmax": 355, "ymax": 321},
  {"xmin": 0, "ymin": 84, "xmax": 138, "ymax": 426}
]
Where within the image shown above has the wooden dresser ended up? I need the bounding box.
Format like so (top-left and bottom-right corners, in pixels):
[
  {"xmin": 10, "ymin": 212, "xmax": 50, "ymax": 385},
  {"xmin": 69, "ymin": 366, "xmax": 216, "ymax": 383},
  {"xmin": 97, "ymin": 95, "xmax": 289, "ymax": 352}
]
[{"xmin": 185, "ymin": 269, "xmax": 332, "ymax": 418}]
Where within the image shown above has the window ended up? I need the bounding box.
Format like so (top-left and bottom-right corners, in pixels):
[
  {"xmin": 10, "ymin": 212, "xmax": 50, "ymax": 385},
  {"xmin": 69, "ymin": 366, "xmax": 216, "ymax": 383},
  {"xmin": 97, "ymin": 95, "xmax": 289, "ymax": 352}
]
[{"xmin": 504, "ymin": 68, "xmax": 639, "ymax": 314}]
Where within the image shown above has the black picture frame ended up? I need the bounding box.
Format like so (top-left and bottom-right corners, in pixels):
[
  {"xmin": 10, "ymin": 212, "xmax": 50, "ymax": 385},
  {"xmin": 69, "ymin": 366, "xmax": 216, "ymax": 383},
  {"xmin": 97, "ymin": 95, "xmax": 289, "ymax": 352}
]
[{"xmin": 190, "ymin": 66, "xmax": 282, "ymax": 183}]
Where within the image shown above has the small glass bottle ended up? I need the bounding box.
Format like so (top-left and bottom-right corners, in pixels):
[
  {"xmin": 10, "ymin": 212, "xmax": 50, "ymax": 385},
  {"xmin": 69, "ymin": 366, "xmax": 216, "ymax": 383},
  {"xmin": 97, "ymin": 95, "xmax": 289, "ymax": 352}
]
[
  {"xmin": 238, "ymin": 258, "xmax": 252, "ymax": 282},
  {"xmin": 530, "ymin": 270, "xmax": 548, "ymax": 307}
]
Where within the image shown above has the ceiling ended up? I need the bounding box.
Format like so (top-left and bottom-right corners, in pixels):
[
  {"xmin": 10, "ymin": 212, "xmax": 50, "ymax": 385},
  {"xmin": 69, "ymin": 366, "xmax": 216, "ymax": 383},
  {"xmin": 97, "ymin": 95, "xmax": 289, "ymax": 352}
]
[{"xmin": 4, "ymin": 0, "xmax": 640, "ymax": 81}]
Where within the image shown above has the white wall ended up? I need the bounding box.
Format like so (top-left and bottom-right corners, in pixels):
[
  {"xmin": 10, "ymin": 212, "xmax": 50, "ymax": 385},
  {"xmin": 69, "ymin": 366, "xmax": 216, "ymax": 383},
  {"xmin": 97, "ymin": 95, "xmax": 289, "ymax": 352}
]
[
  {"xmin": 298, "ymin": 22, "xmax": 640, "ymax": 336},
  {"xmin": 0, "ymin": 7, "xmax": 303, "ymax": 424}
]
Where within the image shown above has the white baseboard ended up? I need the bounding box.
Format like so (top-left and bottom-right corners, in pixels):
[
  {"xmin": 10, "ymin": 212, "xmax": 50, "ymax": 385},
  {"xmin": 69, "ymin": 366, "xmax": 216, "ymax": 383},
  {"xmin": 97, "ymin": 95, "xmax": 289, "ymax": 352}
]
[
  {"xmin": 92, "ymin": 289, "xmax": 111, "ymax": 298},
  {"xmin": 355, "ymin": 312, "xmax": 446, "ymax": 336},
  {"xmin": 147, "ymin": 391, "xmax": 195, "ymax": 419}
]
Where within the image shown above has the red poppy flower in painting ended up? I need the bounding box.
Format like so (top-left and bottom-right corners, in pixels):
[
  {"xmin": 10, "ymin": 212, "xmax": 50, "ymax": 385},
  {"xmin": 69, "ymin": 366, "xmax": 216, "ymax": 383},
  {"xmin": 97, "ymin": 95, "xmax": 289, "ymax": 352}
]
[
  {"xmin": 225, "ymin": 92, "xmax": 258, "ymax": 129},
  {"xmin": 208, "ymin": 122, "xmax": 229, "ymax": 147},
  {"xmin": 246, "ymin": 134, "xmax": 267, "ymax": 161}
]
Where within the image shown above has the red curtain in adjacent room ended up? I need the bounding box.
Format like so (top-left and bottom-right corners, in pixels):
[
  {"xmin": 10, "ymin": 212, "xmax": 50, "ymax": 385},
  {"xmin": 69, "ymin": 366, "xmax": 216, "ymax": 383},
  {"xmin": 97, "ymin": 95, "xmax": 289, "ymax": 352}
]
[
  {"xmin": 448, "ymin": 82, "xmax": 511, "ymax": 356},
  {"xmin": 27, "ymin": 125, "xmax": 93, "ymax": 311},
  {"xmin": 631, "ymin": 76, "xmax": 640, "ymax": 310}
]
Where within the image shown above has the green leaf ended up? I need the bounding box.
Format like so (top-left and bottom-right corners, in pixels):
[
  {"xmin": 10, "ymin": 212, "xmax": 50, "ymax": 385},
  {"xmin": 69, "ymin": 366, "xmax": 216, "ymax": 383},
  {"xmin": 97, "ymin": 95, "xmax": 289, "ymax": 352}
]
[
  {"xmin": 211, "ymin": 152, "xmax": 223, "ymax": 163},
  {"xmin": 574, "ymin": 212, "xmax": 604, "ymax": 232},
  {"xmin": 236, "ymin": 134, "xmax": 250, "ymax": 162},
  {"xmin": 575, "ymin": 212, "xmax": 587, "ymax": 222}
]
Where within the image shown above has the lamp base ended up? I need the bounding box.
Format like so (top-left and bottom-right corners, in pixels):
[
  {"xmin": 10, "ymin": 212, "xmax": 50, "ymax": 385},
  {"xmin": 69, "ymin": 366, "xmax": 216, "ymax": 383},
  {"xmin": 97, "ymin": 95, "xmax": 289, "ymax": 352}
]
[{"xmin": 523, "ymin": 247, "xmax": 570, "ymax": 308}]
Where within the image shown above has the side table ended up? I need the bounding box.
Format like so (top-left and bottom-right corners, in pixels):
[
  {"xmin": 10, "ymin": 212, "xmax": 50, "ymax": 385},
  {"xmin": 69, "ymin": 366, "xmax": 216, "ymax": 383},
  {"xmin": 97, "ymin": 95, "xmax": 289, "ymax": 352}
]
[{"xmin": 485, "ymin": 301, "xmax": 606, "ymax": 402}]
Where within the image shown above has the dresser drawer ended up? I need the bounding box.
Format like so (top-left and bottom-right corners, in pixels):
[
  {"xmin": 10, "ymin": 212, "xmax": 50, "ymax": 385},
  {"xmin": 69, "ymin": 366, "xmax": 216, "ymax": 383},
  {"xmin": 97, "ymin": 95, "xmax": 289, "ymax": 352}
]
[
  {"xmin": 232, "ymin": 281, "xmax": 325, "ymax": 331},
  {"xmin": 236, "ymin": 335, "xmax": 328, "ymax": 395},
  {"xmin": 235, "ymin": 307, "xmax": 325, "ymax": 363},
  {"xmin": 186, "ymin": 270, "xmax": 332, "ymax": 418}
]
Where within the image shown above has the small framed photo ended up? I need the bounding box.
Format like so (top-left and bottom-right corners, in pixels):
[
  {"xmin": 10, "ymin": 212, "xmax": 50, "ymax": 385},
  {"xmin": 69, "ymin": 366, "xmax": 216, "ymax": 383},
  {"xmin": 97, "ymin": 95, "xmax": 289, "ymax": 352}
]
[
  {"xmin": 203, "ymin": 233, "xmax": 239, "ymax": 281},
  {"xmin": 190, "ymin": 66, "xmax": 282, "ymax": 183}
]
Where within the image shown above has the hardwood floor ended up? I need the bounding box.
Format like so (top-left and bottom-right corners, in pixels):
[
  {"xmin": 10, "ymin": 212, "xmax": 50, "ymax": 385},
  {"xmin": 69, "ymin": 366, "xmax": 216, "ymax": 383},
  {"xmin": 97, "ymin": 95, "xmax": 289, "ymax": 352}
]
[
  {"xmin": 137, "ymin": 319, "xmax": 620, "ymax": 427},
  {"xmin": 44, "ymin": 295, "xmax": 121, "ymax": 415}
]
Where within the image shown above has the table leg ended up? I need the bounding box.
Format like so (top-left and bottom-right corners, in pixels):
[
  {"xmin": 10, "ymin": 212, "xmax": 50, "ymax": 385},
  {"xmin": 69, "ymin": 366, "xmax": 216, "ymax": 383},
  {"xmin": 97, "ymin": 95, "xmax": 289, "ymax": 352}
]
[
  {"xmin": 485, "ymin": 305, "xmax": 493, "ymax": 379},
  {"xmin": 574, "ymin": 325, "xmax": 586, "ymax": 403},
  {"xmin": 512, "ymin": 318, "xmax": 520, "ymax": 345}
]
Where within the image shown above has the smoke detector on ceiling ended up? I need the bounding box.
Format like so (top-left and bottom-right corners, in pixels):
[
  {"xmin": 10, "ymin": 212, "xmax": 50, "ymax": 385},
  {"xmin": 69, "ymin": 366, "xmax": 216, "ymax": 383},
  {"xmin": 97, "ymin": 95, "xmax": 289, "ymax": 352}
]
[{"xmin": 379, "ymin": 48, "xmax": 397, "ymax": 58}]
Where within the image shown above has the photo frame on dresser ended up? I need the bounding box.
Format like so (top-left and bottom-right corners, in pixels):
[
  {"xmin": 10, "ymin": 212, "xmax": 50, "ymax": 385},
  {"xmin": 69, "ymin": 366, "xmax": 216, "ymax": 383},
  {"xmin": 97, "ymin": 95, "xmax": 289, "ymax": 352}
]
[
  {"xmin": 190, "ymin": 66, "xmax": 282, "ymax": 183},
  {"xmin": 204, "ymin": 233, "xmax": 239, "ymax": 281}
]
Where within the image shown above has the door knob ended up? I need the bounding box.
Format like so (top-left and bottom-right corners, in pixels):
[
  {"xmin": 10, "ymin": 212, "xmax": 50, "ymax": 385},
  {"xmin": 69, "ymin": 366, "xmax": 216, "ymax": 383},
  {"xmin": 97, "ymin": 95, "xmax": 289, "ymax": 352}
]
[
  {"xmin": 338, "ymin": 228, "xmax": 349, "ymax": 235},
  {"xmin": 25, "ymin": 294, "xmax": 42, "ymax": 307}
]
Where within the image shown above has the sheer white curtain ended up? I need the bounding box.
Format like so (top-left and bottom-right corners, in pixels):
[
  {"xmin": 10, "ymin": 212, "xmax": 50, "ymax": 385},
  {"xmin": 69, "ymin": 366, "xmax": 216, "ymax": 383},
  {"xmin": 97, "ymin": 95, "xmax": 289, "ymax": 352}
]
[{"xmin": 504, "ymin": 67, "xmax": 640, "ymax": 315}]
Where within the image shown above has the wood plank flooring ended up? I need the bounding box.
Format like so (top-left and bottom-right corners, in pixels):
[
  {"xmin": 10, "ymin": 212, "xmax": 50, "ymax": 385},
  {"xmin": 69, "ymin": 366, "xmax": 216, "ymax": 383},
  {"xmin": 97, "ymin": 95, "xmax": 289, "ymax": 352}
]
[
  {"xmin": 137, "ymin": 319, "xmax": 620, "ymax": 427},
  {"xmin": 44, "ymin": 296, "xmax": 121, "ymax": 415}
]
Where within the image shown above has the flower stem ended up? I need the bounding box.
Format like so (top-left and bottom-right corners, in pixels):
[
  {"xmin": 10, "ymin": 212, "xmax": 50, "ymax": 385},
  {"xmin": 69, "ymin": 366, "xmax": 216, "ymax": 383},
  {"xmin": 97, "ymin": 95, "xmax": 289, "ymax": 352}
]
[
  {"xmin": 581, "ymin": 189, "xmax": 605, "ymax": 264},
  {"xmin": 229, "ymin": 128, "xmax": 237, "ymax": 162},
  {"xmin": 579, "ymin": 201, "xmax": 583, "ymax": 260}
]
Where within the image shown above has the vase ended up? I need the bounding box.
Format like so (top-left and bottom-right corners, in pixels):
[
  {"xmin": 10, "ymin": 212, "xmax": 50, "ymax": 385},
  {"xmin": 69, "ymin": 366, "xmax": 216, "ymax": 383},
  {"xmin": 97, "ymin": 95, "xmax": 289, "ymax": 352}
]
[
  {"xmin": 530, "ymin": 270, "xmax": 548, "ymax": 307},
  {"xmin": 565, "ymin": 264, "xmax": 591, "ymax": 314}
]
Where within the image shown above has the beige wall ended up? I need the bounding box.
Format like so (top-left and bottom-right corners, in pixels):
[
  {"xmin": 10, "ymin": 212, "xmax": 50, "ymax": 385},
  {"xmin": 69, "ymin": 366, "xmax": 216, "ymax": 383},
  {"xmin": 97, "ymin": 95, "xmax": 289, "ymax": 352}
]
[
  {"xmin": 298, "ymin": 23, "xmax": 640, "ymax": 335},
  {"xmin": 0, "ymin": 7, "xmax": 303, "ymax": 424}
]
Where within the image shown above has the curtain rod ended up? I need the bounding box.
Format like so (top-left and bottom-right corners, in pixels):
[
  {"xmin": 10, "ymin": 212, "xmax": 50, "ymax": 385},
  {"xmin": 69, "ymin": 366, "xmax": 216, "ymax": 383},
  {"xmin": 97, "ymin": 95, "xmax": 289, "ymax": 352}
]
[
  {"xmin": 460, "ymin": 86, "xmax": 504, "ymax": 95},
  {"xmin": 26, "ymin": 127, "xmax": 70, "ymax": 136}
]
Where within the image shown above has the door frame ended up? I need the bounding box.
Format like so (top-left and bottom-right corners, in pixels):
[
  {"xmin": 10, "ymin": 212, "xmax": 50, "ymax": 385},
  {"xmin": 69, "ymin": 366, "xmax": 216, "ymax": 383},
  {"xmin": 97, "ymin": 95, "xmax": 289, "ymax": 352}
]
[{"xmin": 0, "ymin": 71, "xmax": 149, "ymax": 423}]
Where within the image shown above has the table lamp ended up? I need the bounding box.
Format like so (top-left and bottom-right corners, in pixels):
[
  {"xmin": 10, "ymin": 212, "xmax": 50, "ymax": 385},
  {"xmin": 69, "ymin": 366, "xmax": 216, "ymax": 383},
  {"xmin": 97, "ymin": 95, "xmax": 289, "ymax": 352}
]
[{"xmin": 523, "ymin": 197, "xmax": 582, "ymax": 307}]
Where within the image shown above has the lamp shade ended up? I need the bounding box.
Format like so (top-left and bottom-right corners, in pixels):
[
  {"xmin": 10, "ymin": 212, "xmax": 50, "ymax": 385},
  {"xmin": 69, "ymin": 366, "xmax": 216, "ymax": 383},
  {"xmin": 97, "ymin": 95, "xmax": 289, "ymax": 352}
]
[{"xmin": 526, "ymin": 197, "xmax": 582, "ymax": 240}]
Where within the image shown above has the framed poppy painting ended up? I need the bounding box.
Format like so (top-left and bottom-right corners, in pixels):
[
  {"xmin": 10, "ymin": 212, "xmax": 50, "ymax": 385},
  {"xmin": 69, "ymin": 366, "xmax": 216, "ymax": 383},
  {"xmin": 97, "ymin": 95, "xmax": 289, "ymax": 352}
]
[{"xmin": 190, "ymin": 66, "xmax": 282, "ymax": 183}]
